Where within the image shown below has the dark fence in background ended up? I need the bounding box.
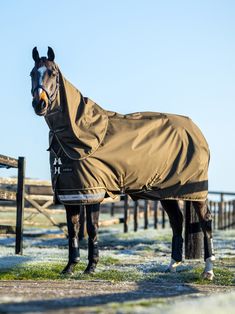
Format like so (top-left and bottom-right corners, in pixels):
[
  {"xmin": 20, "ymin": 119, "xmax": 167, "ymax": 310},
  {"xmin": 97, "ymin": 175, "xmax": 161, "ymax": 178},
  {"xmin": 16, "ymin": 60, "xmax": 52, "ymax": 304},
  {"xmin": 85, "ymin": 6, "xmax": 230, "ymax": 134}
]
[
  {"xmin": 0, "ymin": 170, "xmax": 234, "ymax": 259},
  {"xmin": 108, "ymin": 194, "xmax": 235, "ymax": 260},
  {"xmin": 208, "ymin": 191, "xmax": 235, "ymax": 230},
  {"xmin": 109, "ymin": 193, "xmax": 235, "ymax": 232}
]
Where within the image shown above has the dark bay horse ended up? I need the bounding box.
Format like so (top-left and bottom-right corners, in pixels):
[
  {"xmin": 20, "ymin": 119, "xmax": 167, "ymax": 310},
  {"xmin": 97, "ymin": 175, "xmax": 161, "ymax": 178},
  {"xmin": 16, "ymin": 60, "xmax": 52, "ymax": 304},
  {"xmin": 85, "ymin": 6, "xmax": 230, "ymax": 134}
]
[{"xmin": 30, "ymin": 47, "xmax": 215, "ymax": 279}]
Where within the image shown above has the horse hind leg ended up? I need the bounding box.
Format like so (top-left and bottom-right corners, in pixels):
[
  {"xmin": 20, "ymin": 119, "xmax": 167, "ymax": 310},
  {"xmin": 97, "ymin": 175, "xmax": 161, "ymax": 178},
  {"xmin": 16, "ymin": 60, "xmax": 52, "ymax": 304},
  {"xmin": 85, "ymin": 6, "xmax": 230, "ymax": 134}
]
[
  {"xmin": 193, "ymin": 201, "xmax": 215, "ymax": 280},
  {"xmin": 161, "ymin": 200, "xmax": 184, "ymax": 272},
  {"xmin": 61, "ymin": 205, "xmax": 81, "ymax": 275}
]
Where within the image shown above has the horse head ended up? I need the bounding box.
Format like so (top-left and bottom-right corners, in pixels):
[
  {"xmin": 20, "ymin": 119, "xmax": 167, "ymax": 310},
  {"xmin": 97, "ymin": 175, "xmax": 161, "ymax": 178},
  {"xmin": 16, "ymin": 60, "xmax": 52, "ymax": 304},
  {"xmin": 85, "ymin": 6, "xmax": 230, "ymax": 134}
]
[{"xmin": 30, "ymin": 47, "xmax": 59, "ymax": 116}]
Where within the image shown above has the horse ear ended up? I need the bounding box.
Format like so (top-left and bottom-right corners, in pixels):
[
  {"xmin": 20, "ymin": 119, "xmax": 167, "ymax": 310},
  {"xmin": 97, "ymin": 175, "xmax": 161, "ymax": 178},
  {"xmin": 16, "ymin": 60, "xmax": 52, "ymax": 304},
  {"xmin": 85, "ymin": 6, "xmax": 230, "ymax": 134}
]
[
  {"xmin": 32, "ymin": 47, "xmax": 40, "ymax": 62},
  {"xmin": 47, "ymin": 47, "xmax": 55, "ymax": 61}
]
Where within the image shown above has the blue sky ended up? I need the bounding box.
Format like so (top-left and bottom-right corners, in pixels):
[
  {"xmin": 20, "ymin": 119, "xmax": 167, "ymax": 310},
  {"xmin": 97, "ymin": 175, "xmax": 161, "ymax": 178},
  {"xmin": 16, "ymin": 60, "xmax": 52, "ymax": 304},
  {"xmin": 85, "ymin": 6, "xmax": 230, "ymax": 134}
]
[{"xmin": 0, "ymin": 0, "xmax": 234, "ymax": 192}]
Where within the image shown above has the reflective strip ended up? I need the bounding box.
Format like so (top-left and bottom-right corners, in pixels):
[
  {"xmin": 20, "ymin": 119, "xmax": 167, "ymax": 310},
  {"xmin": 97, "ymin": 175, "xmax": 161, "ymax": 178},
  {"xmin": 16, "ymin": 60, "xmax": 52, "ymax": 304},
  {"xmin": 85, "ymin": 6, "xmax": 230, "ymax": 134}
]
[{"xmin": 58, "ymin": 193, "xmax": 105, "ymax": 201}]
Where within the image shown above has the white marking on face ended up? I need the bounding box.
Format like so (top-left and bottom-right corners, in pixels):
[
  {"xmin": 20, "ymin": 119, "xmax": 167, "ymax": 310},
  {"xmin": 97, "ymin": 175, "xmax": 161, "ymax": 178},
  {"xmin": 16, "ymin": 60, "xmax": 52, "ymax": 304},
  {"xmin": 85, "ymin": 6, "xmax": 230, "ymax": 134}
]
[{"xmin": 37, "ymin": 66, "xmax": 47, "ymax": 95}]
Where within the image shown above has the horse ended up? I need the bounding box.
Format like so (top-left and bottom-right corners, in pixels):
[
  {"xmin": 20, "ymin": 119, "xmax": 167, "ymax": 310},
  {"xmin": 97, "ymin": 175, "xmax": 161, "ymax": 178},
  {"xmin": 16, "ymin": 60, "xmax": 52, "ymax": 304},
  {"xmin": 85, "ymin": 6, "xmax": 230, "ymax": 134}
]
[{"xmin": 30, "ymin": 47, "xmax": 215, "ymax": 280}]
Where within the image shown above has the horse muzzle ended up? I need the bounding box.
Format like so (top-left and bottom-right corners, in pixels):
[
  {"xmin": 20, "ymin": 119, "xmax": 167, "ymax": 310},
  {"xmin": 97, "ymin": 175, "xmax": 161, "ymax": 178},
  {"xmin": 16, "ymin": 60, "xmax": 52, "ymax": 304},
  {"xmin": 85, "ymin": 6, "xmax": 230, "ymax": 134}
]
[{"xmin": 32, "ymin": 90, "xmax": 49, "ymax": 116}]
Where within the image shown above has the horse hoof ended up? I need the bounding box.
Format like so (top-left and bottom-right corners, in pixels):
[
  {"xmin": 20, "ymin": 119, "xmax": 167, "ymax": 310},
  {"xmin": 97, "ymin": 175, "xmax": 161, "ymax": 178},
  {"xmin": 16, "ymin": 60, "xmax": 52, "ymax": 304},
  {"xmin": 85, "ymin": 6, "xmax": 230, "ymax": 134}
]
[
  {"xmin": 83, "ymin": 262, "xmax": 97, "ymax": 274},
  {"xmin": 165, "ymin": 260, "xmax": 182, "ymax": 273},
  {"xmin": 202, "ymin": 271, "xmax": 214, "ymax": 281},
  {"xmin": 60, "ymin": 262, "xmax": 77, "ymax": 276}
]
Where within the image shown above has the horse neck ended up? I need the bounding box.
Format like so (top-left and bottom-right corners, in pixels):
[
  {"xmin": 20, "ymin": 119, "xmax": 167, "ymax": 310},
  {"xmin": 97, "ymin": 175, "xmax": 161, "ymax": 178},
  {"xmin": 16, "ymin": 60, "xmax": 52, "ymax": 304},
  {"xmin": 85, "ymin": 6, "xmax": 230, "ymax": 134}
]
[
  {"xmin": 59, "ymin": 71, "xmax": 84, "ymax": 113},
  {"xmin": 46, "ymin": 70, "xmax": 108, "ymax": 159},
  {"xmin": 45, "ymin": 71, "xmax": 84, "ymax": 131}
]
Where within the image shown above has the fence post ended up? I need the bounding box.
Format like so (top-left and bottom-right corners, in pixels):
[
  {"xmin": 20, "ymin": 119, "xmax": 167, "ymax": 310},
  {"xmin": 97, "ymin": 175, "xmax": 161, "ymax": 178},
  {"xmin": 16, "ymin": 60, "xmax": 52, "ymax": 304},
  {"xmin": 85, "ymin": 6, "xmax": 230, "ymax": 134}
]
[
  {"xmin": 209, "ymin": 201, "xmax": 214, "ymax": 229},
  {"xmin": 124, "ymin": 195, "xmax": 129, "ymax": 233},
  {"xmin": 224, "ymin": 202, "xmax": 228, "ymax": 230},
  {"xmin": 144, "ymin": 200, "xmax": 149, "ymax": 229},
  {"xmin": 15, "ymin": 157, "xmax": 25, "ymax": 255},
  {"xmin": 184, "ymin": 201, "xmax": 203, "ymax": 259},
  {"xmin": 153, "ymin": 201, "xmax": 158, "ymax": 229},
  {"xmin": 110, "ymin": 202, "xmax": 115, "ymax": 217},
  {"xmin": 228, "ymin": 201, "xmax": 232, "ymax": 229},
  {"xmin": 218, "ymin": 201, "xmax": 223, "ymax": 229},
  {"xmin": 162, "ymin": 206, "xmax": 165, "ymax": 229},
  {"xmin": 233, "ymin": 201, "xmax": 235, "ymax": 229},
  {"xmin": 133, "ymin": 200, "xmax": 139, "ymax": 232},
  {"xmin": 213, "ymin": 201, "xmax": 216, "ymax": 230}
]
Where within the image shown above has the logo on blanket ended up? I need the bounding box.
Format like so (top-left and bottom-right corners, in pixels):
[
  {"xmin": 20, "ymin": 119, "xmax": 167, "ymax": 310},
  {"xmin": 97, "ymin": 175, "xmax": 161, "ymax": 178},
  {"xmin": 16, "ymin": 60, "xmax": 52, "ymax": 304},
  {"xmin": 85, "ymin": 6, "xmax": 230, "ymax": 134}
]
[
  {"xmin": 53, "ymin": 157, "xmax": 73, "ymax": 174},
  {"xmin": 53, "ymin": 157, "xmax": 62, "ymax": 175}
]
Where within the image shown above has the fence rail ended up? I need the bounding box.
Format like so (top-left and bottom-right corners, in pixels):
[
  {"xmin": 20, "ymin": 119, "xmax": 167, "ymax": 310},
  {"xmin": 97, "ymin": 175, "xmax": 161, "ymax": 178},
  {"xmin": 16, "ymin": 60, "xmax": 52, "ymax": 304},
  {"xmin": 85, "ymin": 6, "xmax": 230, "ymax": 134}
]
[{"xmin": 0, "ymin": 154, "xmax": 18, "ymax": 169}]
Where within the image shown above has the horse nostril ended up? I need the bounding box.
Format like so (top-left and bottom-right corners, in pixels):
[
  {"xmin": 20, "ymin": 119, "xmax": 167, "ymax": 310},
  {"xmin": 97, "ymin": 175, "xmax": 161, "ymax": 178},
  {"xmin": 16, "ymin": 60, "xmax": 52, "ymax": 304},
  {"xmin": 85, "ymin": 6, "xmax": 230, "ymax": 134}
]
[
  {"xmin": 39, "ymin": 100, "xmax": 47, "ymax": 111},
  {"xmin": 41, "ymin": 101, "xmax": 46, "ymax": 109},
  {"xmin": 32, "ymin": 98, "xmax": 47, "ymax": 115}
]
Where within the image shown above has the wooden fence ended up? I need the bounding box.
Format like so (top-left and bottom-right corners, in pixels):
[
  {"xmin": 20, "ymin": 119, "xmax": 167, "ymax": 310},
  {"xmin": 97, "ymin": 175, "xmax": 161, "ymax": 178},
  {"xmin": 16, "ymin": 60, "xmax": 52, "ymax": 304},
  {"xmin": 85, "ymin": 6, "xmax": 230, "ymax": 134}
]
[
  {"xmin": 115, "ymin": 197, "xmax": 168, "ymax": 232},
  {"xmin": 209, "ymin": 200, "xmax": 235, "ymax": 230},
  {"xmin": 1, "ymin": 177, "xmax": 234, "ymax": 232},
  {"xmin": 0, "ymin": 155, "xmax": 25, "ymax": 254},
  {"xmin": 111, "ymin": 195, "xmax": 235, "ymax": 232},
  {"xmin": 1, "ymin": 179, "xmax": 234, "ymax": 233},
  {"xmin": 0, "ymin": 175, "xmax": 234, "ymax": 259},
  {"xmin": 0, "ymin": 178, "xmax": 120, "ymax": 237}
]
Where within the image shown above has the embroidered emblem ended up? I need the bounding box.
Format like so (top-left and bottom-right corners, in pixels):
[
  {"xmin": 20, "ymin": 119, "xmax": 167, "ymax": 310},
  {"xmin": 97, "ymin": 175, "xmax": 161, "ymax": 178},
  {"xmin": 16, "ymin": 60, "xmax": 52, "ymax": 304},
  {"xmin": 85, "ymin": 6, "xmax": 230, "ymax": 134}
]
[
  {"xmin": 53, "ymin": 158, "xmax": 62, "ymax": 165},
  {"xmin": 54, "ymin": 157, "xmax": 62, "ymax": 174},
  {"xmin": 54, "ymin": 166, "xmax": 61, "ymax": 174}
]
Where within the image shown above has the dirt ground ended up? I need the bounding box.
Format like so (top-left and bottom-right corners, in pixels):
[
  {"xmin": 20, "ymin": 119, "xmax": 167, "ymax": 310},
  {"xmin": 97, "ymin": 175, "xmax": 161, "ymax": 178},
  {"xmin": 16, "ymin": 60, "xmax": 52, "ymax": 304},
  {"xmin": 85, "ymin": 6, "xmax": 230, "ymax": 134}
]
[
  {"xmin": 0, "ymin": 279, "xmax": 234, "ymax": 313},
  {"xmin": 0, "ymin": 224, "xmax": 234, "ymax": 313}
]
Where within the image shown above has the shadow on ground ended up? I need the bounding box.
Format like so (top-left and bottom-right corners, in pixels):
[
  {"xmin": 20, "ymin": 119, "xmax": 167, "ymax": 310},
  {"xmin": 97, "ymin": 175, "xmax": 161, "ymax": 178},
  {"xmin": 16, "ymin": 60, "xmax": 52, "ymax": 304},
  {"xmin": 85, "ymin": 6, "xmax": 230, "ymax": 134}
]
[{"xmin": 0, "ymin": 279, "xmax": 198, "ymax": 313}]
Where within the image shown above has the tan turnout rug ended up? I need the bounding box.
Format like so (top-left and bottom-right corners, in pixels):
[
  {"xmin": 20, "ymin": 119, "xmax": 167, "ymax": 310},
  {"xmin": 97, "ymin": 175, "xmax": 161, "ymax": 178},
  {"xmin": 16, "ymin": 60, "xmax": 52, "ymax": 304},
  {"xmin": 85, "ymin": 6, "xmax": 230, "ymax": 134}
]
[{"xmin": 45, "ymin": 71, "xmax": 209, "ymax": 205}]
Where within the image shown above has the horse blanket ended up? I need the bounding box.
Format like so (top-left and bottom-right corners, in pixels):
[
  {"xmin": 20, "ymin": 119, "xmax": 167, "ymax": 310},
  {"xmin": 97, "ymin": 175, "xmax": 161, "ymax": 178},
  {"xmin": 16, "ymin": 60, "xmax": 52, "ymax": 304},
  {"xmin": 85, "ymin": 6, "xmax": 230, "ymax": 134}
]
[{"xmin": 45, "ymin": 72, "xmax": 210, "ymax": 205}]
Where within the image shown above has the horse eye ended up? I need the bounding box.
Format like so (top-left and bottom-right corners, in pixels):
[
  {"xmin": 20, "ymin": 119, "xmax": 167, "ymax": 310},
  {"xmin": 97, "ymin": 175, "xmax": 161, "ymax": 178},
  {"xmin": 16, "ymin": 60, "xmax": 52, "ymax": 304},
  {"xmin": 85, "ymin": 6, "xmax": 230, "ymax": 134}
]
[{"xmin": 48, "ymin": 69, "xmax": 56, "ymax": 77}]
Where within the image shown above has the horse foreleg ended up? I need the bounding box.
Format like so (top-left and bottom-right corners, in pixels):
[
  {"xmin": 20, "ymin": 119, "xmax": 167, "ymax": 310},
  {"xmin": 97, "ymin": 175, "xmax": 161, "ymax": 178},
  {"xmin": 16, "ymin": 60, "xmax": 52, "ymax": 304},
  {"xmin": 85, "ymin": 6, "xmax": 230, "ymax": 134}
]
[
  {"xmin": 193, "ymin": 201, "xmax": 215, "ymax": 280},
  {"xmin": 61, "ymin": 205, "xmax": 81, "ymax": 275},
  {"xmin": 84, "ymin": 203, "xmax": 100, "ymax": 274},
  {"xmin": 161, "ymin": 200, "xmax": 184, "ymax": 272}
]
